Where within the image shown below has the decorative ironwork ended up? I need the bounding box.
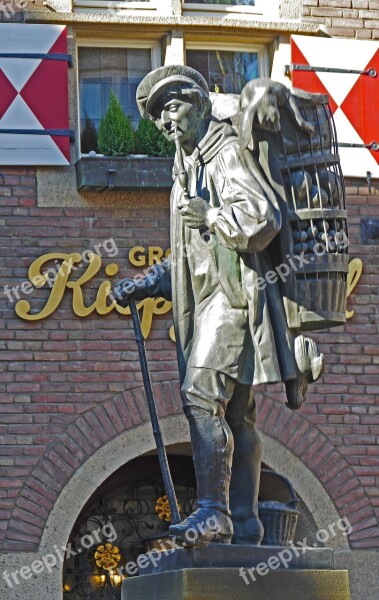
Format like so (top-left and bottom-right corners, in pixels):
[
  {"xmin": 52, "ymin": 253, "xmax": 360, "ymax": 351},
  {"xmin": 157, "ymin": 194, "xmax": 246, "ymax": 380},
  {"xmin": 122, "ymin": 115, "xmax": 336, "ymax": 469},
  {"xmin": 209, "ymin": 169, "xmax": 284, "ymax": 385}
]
[
  {"xmin": 94, "ymin": 544, "xmax": 121, "ymax": 570},
  {"xmin": 63, "ymin": 455, "xmax": 196, "ymax": 599},
  {"xmin": 285, "ymin": 63, "xmax": 377, "ymax": 78},
  {"xmin": 154, "ymin": 495, "xmax": 181, "ymax": 522}
]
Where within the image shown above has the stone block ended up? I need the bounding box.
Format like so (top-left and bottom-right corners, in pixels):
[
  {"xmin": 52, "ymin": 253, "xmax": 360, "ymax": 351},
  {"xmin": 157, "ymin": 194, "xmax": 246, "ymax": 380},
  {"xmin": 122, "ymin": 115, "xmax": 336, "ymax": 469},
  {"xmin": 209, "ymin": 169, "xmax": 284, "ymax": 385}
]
[{"xmin": 122, "ymin": 568, "xmax": 351, "ymax": 600}]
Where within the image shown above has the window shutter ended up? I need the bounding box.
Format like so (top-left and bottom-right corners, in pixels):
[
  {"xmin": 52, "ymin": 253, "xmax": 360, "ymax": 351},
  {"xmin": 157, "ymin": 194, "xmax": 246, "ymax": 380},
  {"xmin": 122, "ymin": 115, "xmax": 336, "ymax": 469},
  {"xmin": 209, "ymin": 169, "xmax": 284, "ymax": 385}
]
[
  {"xmin": 290, "ymin": 35, "xmax": 379, "ymax": 178},
  {"xmin": 0, "ymin": 24, "xmax": 71, "ymax": 166}
]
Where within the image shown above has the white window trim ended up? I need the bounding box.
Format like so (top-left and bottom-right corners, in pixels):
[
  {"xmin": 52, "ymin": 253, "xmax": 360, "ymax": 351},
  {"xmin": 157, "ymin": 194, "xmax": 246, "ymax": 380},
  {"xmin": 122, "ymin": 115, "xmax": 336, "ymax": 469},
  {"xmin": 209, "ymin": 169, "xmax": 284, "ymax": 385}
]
[
  {"xmin": 76, "ymin": 39, "xmax": 161, "ymax": 68},
  {"xmin": 182, "ymin": 0, "xmax": 265, "ymax": 17},
  {"xmin": 76, "ymin": 39, "xmax": 161, "ymax": 157},
  {"xmin": 74, "ymin": 0, "xmax": 158, "ymax": 11},
  {"xmin": 185, "ymin": 41, "xmax": 269, "ymax": 79}
]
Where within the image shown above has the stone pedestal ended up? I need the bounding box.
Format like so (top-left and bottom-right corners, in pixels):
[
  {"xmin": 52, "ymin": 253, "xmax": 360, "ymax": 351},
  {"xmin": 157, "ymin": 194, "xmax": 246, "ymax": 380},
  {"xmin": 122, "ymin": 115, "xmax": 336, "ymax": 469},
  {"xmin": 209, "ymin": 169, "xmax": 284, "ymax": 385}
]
[
  {"xmin": 121, "ymin": 545, "xmax": 351, "ymax": 600},
  {"xmin": 122, "ymin": 567, "xmax": 350, "ymax": 600}
]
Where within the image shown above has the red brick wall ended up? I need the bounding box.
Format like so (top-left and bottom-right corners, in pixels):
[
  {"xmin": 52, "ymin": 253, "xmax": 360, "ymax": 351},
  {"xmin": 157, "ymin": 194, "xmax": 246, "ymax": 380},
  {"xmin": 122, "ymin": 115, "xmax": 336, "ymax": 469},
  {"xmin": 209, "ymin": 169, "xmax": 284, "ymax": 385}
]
[
  {"xmin": 302, "ymin": 0, "xmax": 379, "ymax": 38},
  {"xmin": 0, "ymin": 167, "xmax": 176, "ymax": 549},
  {"xmin": 1, "ymin": 166, "xmax": 378, "ymax": 551}
]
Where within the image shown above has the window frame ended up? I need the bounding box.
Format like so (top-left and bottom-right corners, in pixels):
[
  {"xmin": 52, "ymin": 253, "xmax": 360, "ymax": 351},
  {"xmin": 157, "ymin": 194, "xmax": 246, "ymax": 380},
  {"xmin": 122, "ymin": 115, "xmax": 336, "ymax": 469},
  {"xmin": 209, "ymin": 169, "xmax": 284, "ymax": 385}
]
[
  {"xmin": 76, "ymin": 39, "xmax": 161, "ymax": 157},
  {"xmin": 74, "ymin": 0, "xmax": 159, "ymax": 12},
  {"xmin": 185, "ymin": 41, "xmax": 269, "ymax": 88},
  {"xmin": 182, "ymin": 0, "xmax": 266, "ymax": 17}
]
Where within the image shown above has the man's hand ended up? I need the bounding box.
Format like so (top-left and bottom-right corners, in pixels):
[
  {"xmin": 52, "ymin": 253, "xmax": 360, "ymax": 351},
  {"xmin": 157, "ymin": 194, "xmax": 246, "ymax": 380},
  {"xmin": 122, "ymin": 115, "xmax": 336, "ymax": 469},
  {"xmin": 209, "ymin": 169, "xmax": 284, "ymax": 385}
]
[
  {"xmin": 178, "ymin": 196, "xmax": 211, "ymax": 229},
  {"xmin": 113, "ymin": 277, "xmax": 148, "ymax": 307}
]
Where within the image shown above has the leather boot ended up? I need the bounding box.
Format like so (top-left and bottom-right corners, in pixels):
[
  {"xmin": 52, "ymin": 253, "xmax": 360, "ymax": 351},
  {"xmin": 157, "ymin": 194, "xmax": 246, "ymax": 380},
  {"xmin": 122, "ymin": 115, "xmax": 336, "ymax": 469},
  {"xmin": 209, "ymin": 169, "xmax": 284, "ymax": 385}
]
[
  {"xmin": 229, "ymin": 423, "xmax": 264, "ymax": 545},
  {"xmin": 169, "ymin": 407, "xmax": 233, "ymax": 545}
]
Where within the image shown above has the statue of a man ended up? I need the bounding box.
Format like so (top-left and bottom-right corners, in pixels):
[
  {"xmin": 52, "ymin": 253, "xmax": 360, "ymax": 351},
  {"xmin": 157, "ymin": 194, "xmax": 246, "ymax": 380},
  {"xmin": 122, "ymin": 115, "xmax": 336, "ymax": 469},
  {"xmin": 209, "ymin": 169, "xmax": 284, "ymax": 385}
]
[{"xmin": 114, "ymin": 65, "xmax": 304, "ymax": 546}]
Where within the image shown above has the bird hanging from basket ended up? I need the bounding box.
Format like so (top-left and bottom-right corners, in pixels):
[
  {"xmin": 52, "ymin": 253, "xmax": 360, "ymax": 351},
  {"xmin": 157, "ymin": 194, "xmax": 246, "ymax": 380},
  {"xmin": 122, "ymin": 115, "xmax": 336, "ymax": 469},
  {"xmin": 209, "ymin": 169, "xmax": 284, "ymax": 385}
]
[{"xmin": 238, "ymin": 79, "xmax": 315, "ymax": 150}]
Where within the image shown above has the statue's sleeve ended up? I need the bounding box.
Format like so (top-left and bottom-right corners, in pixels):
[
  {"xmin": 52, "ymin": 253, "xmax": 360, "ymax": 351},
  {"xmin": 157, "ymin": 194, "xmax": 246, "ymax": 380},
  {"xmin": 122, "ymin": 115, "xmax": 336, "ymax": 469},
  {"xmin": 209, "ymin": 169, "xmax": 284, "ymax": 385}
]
[
  {"xmin": 145, "ymin": 259, "xmax": 172, "ymax": 301},
  {"xmin": 208, "ymin": 142, "xmax": 281, "ymax": 253}
]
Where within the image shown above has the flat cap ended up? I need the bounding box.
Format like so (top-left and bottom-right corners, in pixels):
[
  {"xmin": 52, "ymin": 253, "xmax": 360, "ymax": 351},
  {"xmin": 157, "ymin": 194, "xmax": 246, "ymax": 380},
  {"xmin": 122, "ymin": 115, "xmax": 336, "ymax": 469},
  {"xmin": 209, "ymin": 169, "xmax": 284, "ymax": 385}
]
[{"xmin": 136, "ymin": 65, "xmax": 209, "ymax": 119}]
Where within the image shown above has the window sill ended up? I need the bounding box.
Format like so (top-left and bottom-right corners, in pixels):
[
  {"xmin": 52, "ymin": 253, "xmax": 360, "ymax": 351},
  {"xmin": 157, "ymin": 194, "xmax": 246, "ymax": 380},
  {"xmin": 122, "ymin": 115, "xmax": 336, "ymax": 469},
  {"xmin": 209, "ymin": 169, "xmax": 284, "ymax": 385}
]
[{"xmin": 75, "ymin": 155, "xmax": 174, "ymax": 191}]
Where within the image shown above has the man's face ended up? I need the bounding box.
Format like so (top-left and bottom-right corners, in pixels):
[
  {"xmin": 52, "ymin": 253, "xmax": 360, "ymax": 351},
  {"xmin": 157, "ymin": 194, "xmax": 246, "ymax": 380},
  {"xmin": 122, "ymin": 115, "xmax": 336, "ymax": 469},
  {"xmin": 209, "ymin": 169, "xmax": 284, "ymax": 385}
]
[{"xmin": 153, "ymin": 94, "xmax": 204, "ymax": 149}]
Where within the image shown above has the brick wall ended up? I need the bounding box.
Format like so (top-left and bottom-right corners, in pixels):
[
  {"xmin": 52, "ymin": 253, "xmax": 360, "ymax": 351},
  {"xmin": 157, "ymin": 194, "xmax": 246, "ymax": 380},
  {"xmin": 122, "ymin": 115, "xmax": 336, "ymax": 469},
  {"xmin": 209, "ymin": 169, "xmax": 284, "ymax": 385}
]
[
  {"xmin": 0, "ymin": 166, "xmax": 378, "ymax": 551},
  {"xmin": 0, "ymin": 167, "xmax": 175, "ymax": 549},
  {"xmin": 302, "ymin": 0, "xmax": 379, "ymax": 39}
]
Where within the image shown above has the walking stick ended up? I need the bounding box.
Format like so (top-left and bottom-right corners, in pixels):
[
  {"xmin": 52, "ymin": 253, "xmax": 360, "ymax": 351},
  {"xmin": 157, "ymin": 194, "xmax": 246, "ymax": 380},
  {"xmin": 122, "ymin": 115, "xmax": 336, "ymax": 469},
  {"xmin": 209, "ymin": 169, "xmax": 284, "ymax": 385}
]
[{"xmin": 128, "ymin": 297, "xmax": 181, "ymax": 525}]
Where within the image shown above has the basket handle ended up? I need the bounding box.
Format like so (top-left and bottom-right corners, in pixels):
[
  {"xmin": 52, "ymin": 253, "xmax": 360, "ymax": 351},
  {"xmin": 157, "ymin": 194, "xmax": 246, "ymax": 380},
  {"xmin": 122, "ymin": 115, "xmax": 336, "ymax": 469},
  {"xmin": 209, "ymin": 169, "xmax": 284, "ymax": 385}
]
[
  {"xmin": 287, "ymin": 499, "xmax": 299, "ymax": 508},
  {"xmin": 261, "ymin": 469, "xmax": 299, "ymax": 504}
]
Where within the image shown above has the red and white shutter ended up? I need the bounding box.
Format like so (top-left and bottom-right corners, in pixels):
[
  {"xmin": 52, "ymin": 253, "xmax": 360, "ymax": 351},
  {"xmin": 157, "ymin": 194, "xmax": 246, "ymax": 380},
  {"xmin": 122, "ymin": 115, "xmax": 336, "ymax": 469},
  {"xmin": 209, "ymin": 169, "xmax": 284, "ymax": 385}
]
[
  {"xmin": 290, "ymin": 35, "xmax": 379, "ymax": 178},
  {"xmin": 0, "ymin": 24, "xmax": 71, "ymax": 166}
]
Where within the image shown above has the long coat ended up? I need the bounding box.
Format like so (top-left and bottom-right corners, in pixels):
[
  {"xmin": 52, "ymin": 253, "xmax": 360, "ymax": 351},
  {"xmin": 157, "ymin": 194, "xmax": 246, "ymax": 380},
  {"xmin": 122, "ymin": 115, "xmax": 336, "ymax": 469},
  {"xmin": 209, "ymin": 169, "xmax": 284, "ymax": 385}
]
[{"xmin": 166, "ymin": 119, "xmax": 297, "ymax": 386}]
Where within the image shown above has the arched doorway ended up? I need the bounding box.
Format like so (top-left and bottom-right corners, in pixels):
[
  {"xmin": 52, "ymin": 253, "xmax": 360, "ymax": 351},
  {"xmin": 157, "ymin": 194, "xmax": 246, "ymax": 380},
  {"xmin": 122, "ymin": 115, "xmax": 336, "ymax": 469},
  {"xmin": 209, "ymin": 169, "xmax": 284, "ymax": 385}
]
[
  {"xmin": 61, "ymin": 448, "xmax": 323, "ymax": 599},
  {"xmin": 62, "ymin": 453, "xmax": 196, "ymax": 599}
]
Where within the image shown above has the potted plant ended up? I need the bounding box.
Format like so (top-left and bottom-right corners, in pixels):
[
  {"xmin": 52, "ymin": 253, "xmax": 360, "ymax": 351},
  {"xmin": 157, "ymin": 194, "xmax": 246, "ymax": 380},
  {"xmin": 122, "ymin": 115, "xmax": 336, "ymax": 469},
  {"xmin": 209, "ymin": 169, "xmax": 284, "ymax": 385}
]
[
  {"xmin": 97, "ymin": 90, "xmax": 134, "ymax": 157},
  {"xmin": 80, "ymin": 113, "xmax": 99, "ymax": 155},
  {"xmin": 135, "ymin": 118, "xmax": 175, "ymax": 158},
  {"xmin": 76, "ymin": 91, "xmax": 174, "ymax": 191}
]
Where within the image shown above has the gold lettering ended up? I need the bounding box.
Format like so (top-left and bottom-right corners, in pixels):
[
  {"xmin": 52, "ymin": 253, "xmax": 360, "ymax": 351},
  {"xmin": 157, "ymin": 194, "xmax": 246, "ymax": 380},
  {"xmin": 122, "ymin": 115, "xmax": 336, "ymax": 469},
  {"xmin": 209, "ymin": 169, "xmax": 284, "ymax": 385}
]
[
  {"xmin": 115, "ymin": 297, "xmax": 172, "ymax": 339},
  {"xmin": 15, "ymin": 253, "xmax": 82, "ymax": 320},
  {"xmin": 128, "ymin": 246, "xmax": 170, "ymax": 267},
  {"xmin": 66, "ymin": 253, "xmax": 103, "ymax": 317},
  {"xmin": 129, "ymin": 246, "xmax": 146, "ymax": 267},
  {"xmin": 94, "ymin": 281, "xmax": 115, "ymax": 315},
  {"xmin": 15, "ymin": 251, "xmax": 173, "ymax": 336},
  {"xmin": 15, "ymin": 249, "xmax": 364, "ymax": 337},
  {"xmin": 346, "ymin": 258, "xmax": 363, "ymax": 319},
  {"xmin": 95, "ymin": 263, "xmax": 120, "ymax": 315},
  {"xmin": 141, "ymin": 298, "xmax": 171, "ymax": 339},
  {"xmin": 148, "ymin": 246, "xmax": 164, "ymax": 265}
]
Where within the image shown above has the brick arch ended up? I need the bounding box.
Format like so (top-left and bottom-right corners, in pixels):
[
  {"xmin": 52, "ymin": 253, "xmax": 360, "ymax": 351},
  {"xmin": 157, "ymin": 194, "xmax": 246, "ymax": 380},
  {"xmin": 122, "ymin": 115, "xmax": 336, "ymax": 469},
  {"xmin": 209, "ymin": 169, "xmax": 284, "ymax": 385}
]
[
  {"xmin": 4, "ymin": 385, "xmax": 377, "ymax": 551},
  {"xmin": 3, "ymin": 381, "xmax": 182, "ymax": 552},
  {"xmin": 256, "ymin": 393, "xmax": 378, "ymax": 549}
]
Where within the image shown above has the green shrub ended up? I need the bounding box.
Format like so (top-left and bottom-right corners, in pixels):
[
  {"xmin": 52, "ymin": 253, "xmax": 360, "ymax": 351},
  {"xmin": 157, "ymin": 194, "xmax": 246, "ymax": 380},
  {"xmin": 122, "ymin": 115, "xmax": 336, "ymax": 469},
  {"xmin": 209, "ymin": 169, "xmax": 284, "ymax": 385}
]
[
  {"xmin": 97, "ymin": 91, "xmax": 134, "ymax": 156},
  {"xmin": 135, "ymin": 118, "xmax": 175, "ymax": 157},
  {"xmin": 80, "ymin": 113, "xmax": 99, "ymax": 154}
]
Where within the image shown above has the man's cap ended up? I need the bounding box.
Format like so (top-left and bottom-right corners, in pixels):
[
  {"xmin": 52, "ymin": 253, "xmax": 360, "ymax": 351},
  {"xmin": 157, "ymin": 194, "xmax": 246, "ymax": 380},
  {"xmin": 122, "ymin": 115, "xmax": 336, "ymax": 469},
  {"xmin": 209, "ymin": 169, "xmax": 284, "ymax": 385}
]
[{"xmin": 136, "ymin": 65, "xmax": 209, "ymax": 119}]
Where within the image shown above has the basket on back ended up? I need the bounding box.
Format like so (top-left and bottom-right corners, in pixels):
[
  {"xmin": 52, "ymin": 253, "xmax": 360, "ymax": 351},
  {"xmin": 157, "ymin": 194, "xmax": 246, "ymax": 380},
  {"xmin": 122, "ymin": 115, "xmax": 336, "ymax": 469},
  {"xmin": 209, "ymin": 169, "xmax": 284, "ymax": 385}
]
[{"xmin": 252, "ymin": 88, "xmax": 348, "ymax": 332}]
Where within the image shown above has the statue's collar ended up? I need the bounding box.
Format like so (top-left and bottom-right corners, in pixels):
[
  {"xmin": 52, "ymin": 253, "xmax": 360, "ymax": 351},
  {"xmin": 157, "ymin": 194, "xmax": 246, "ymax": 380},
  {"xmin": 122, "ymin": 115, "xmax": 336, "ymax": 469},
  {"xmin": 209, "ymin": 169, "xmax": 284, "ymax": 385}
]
[
  {"xmin": 190, "ymin": 118, "xmax": 236, "ymax": 165},
  {"xmin": 173, "ymin": 118, "xmax": 236, "ymax": 177}
]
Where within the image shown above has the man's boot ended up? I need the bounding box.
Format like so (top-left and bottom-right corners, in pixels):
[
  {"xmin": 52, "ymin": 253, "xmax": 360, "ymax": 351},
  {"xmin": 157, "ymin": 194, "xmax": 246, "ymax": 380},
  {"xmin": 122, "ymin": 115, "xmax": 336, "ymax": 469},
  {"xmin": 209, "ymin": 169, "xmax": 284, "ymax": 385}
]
[
  {"xmin": 229, "ymin": 422, "xmax": 264, "ymax": 545},
  {"xmin": 169, "ymin": 407, "xmax": 233, "ymax": 545}
]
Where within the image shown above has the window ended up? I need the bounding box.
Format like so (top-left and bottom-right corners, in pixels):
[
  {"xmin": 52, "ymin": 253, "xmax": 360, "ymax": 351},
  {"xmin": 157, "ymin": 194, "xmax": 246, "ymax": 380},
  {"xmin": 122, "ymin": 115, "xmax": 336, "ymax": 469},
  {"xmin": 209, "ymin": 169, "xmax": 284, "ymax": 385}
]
[
  {"xmin": 183, "ymin": 0, "xmax": 263, "ymax": 15},
  {"xmin": 77, "ymin": 43, "xmax": 159, "ymax": 154},
  {"xmin": 74, "ymin": 0, "xmax": 159, "ymax": 13},
  {"xmin": 186, "ymin": 47, "xmax": 265, "ymax": 94},
  {"xmin": 185, "ymin": 0, "xmax": 254, "ymax": 4}
]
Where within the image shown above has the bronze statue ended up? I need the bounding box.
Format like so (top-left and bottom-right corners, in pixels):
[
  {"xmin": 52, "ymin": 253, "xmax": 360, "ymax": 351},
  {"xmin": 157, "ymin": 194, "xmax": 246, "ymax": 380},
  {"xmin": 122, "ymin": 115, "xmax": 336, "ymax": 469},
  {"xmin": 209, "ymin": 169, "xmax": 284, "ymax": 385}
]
[{"xmin": 114, "ymin": 65, "xmax": 347, "ymax": 546}]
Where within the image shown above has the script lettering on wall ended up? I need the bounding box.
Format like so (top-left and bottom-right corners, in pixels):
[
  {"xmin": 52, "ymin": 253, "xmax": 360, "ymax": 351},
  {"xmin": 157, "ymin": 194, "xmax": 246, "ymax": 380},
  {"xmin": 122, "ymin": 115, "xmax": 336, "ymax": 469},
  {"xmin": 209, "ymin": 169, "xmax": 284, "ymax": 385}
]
[{"xmin": 14, "ymin": 249, "xmax": 362, "ymax": 339}]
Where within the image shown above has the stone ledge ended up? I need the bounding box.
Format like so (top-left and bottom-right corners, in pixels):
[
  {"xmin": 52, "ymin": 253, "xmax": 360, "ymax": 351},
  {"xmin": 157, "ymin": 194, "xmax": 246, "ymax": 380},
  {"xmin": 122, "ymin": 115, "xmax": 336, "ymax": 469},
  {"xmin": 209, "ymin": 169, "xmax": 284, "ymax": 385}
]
[
  {"xmin": 139, "ymin": 544, "xmax": 335, "ymax": 576},
  {"xmin": 75, "ymin": 156, "xmax": 174, "ymax": 191},
  {"xmin": 122, "ymin": 568, "xmax": 351, "ymax": 600},
  {"xmin": 24, "ymin": 10, "xmax": 320, "ymax": 33}
]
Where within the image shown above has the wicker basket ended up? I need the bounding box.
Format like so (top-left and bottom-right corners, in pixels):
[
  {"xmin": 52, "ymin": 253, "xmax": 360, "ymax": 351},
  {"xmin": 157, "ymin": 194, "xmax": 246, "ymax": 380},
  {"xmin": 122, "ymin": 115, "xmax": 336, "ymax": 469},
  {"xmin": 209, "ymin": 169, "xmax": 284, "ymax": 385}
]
[
  {"xmin": 253, "ymin": 90, "xmax": 348, "ymax": 332},
  {"xmin": 258, "ymin": 470, "xmax": 299, "ymax": 547}
]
